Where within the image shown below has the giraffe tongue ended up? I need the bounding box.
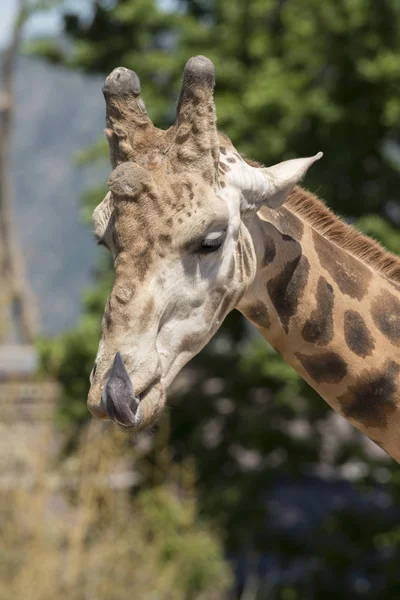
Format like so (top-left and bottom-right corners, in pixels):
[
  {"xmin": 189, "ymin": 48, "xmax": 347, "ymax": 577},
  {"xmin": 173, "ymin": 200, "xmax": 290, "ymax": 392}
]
[{"xmin": 101, "ymin": 352, "xmax": 139, "ymax": 427}]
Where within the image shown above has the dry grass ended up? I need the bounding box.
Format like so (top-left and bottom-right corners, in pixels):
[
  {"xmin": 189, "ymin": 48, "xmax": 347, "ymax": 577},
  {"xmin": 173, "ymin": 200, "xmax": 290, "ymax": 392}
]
[{"xmin": 0, "ymin": 421, "xmax": 231, "ymax": 600}]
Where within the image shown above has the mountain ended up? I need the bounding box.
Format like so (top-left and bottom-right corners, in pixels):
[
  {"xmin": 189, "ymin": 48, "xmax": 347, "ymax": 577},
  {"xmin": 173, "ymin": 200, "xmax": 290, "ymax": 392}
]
[{"xmin": 11, "ymin": 55, "xmax": 108, "ymax": 335}]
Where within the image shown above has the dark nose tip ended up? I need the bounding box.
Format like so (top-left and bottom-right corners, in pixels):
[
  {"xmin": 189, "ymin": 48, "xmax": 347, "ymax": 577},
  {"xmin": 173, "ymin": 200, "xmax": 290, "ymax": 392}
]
[{"xmin": 101, "ymin": 352, "xmax": 139, "ymax": 427}]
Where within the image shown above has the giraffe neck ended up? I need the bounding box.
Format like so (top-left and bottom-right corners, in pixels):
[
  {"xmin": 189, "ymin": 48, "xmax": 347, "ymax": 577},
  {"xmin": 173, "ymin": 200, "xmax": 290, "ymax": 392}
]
[{"xmin": 238, "ymin": 193, "xmax": 400, "ymax": 461}]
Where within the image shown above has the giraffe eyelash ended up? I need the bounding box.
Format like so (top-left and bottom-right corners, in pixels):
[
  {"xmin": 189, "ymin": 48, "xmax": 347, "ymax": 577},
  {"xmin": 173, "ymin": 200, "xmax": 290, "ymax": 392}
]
[
  {"xmin": 198, "ymin": 228, "xmax": 227, "ymax": 253},
  {"xmin": 93, "ymin": 232, "xmax": 106, "ymax": 247}
]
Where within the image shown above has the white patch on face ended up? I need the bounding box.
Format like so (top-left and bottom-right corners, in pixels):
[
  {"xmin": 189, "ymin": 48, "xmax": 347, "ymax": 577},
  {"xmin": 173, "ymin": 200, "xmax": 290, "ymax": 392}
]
[
  {"xmin": 218, "ymin": 175, "xmax": 245, "ymax": 273},
  {"xmin": 153, "ymin": 182, "xmax": 244, "ymax": 387}
]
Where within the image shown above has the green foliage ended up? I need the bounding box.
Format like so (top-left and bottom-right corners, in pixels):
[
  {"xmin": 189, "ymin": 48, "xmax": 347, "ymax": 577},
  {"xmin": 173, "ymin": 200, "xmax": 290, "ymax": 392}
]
[
  {"xmin": 74, "ymin": 137, "xmax": 109, "ymax": 167},
  {"xmin": 139, "ymin": 487, "xmax": 231, "ymax": 594},
  {"xmin": 35, "ymin": 0, "xmax": 400, "ymax": 596},
  {"xmin": 24, "ymin": 38, "xmax": 64, "ymax": 63}
]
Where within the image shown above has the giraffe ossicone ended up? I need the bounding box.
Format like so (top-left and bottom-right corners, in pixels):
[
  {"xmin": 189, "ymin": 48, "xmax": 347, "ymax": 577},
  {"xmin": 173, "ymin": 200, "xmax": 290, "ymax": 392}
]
[{"xmin": 88, "ymin": 55, "xmax": 400, "ymax": 462}]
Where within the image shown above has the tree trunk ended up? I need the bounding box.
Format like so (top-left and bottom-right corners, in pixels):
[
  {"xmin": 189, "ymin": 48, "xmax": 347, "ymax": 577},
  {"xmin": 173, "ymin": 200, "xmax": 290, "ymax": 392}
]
[{"xmin": 0, "ymin": 0, "xmax": 38, "ymax": 343}]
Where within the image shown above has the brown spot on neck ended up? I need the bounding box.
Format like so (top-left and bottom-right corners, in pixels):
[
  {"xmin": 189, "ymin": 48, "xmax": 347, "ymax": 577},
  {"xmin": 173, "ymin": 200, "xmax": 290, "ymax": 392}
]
[
  {"xmin": 295, "ymin": 351, "xmax": 348, "ymax": 384},
  {"xmin": 371, "ymin": 289, "xmax": 400, "ymax": 346},
  {"xmin": 344, "ymin": 310, "xmax": 375, "ymax": 357},
  {"xmin": 301, "ymin": 276, "xmax": 334, "ymax": 346},
  {"xmin": 262, "ymin": 235, "xmax": 276, "ymax": 267},
  {"xmin": 246, "ymin": 301, "xmax": 270, "ymax": 329},
  {"xmin": 313, "ymin": 230, "xmax": 371, "ymax": 300},
  {"xmin": 267, "ymin": 252, "xmax": 310, "ymax": 333},
  {"xmin": 337, "ymin": 360, "xmax": 400, "ymax": 428}
]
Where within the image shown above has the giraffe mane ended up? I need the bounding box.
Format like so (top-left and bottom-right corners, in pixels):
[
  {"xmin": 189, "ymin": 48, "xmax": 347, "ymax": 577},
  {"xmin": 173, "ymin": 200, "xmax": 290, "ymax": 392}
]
[
  {"xmin": 286, "ymin": 186, "xmax": 400, "ymax": 285},
  {"xmin": 242, "ymin": 156, "xmax": 400, "ymax": 286}
]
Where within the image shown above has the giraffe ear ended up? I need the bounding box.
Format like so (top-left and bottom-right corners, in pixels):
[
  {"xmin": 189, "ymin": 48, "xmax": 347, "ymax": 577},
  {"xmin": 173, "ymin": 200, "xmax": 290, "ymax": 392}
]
[
  {"xmin": 231, "ymin": 152, "xmax": 323, "ymax": 214},
  {"xmin": 261, "ymin": 153, "xmax": 323, "ymax": 208}
]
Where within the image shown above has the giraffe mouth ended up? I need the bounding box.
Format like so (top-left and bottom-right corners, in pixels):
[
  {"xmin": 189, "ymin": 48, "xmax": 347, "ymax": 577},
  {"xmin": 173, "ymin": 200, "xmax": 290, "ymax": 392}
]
[
  {"xmin": 100, "ymin": 352, "xmax": 162, "ymax": 429},
  {"xmin": 101, "ymin": 352, "xmax": 140, "ymax": 428}
]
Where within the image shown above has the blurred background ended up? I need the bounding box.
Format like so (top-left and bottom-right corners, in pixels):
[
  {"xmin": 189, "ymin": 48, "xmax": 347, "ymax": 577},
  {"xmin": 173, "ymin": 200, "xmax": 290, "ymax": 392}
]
[{"xmin": 1, "ymin": 0, "xmax": 400, "ymax": 598}]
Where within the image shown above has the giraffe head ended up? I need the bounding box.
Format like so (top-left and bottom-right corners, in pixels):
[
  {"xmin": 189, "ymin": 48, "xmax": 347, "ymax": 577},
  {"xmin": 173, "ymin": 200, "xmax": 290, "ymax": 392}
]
[{"xmin": 87, "ymin": 56, "xmax": 321, "ymax": 430}]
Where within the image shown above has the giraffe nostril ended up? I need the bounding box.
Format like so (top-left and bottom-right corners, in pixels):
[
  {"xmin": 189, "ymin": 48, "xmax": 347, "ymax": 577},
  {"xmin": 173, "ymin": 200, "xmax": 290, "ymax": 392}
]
[{"xmin": 101, "ymin": 352, "xmax": 140, "ymax": 427}]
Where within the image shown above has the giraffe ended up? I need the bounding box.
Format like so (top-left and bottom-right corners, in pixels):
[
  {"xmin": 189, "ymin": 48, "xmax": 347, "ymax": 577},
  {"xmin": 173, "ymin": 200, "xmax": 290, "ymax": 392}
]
[{"xmin": 88, "ymin": 56, "xmax": 400, "ymax": 462}]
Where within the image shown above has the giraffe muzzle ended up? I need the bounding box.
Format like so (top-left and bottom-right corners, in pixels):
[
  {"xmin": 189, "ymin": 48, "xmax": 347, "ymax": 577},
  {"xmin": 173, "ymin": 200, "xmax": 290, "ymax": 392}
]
[{"xmin": 101, "ymin": 352, "xmax": 140, "ymax": 427}]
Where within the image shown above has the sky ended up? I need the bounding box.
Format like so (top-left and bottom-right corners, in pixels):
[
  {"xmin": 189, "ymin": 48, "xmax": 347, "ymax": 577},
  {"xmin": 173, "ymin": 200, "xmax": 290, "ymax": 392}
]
[
  {"xmin": 0, "ymin": 0, "xmax": 91, "ymax": 48},
  {"xmin": 0, "ymin": 0, "xmax": 59, "ymax": 47},
  {"xmin": 0, "ymin": 0, "xmax": 18, "ymax": 46}
]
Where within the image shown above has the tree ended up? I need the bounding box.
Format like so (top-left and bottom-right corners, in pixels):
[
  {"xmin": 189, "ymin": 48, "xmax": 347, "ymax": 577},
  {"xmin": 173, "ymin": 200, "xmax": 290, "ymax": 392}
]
[
  {"xmin": 37, "ymin": 0, "xmax": 400, "ymax": 597},
  {"xmin": 0, "ymin": 0, "xmax": 41, "ymax": 342}
]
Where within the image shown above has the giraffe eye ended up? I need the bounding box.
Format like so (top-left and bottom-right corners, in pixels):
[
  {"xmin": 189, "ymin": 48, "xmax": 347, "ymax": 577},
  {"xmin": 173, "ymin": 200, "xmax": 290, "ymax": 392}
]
[{"xmin": 198, "ymin": 229, "xmax": 227, "ymax": 253}]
